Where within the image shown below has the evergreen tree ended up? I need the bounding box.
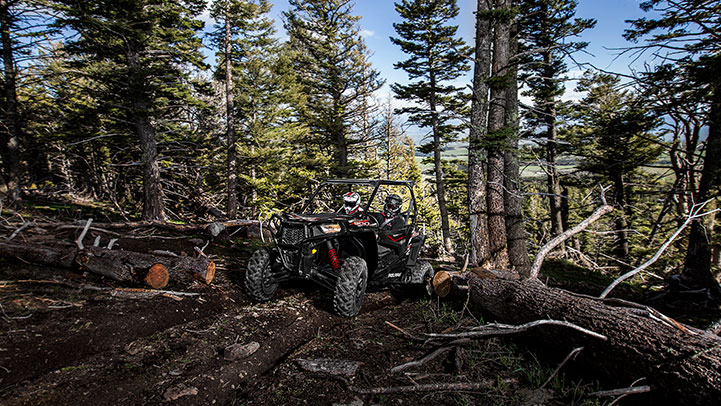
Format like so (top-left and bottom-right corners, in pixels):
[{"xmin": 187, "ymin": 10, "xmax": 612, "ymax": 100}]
[
  {"xmin": 625, "ymin": 0, "xmax": 721, "ymax": 294},
  {"xmin": 208, "ymin": 0, "xmax": 275, "ymax": 218},
  {"xmin": 283, "ymin": 0, "xmax": 383, "ymax": 178},
  {"xmin": 518, "ymin": 0, "xmax": 595, "ymax": 244},
  {"xmin": 1, "ymin": 0, "xmax": 56, "ymax": 203},
  {"xmin": 568, "ymin": 72, "xmax": 662, "ymax": 263},
  {"xmin": 391, "ymin": 0, "xmax": 470, "ymax": 255},
  {"xmin": 54, "ymin": 0, "xmax": 208, "ymax": 220},
  {"xmin": 376, "ymin": 97, "xmax": 417, "ymax": 182}
]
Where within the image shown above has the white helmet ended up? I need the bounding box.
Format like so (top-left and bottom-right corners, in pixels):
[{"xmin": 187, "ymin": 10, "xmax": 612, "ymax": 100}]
[{"xmin": 343, "ymin": 192, "xmax": 361, "ymax": 215}]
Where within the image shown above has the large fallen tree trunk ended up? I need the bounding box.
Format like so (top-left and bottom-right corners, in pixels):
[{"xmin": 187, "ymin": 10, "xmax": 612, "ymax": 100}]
[
  {"xmin": 0, "ymin": 242, "xmax": 214, "ymax": 289},
  {"xmin": 468, "ymin": 275, "xmax": 721, "ymax": 405}
]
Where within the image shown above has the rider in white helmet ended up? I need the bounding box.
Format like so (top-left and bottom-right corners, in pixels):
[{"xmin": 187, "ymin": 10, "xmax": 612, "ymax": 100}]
[{"xmin": 342, "ymin": 192, "xmax": 364, "ymax": 216}]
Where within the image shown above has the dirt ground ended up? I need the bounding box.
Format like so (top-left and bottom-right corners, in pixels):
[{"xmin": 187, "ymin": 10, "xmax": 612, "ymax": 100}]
[{"xmin": 1, "ymin": 233, "xmax": 608, "ymax": 406}]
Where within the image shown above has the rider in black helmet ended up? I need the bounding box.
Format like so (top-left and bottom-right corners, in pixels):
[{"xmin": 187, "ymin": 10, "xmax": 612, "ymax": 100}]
[{"xmin": 381, "ymin": 194, "xmax": 404, "ymax": 229}]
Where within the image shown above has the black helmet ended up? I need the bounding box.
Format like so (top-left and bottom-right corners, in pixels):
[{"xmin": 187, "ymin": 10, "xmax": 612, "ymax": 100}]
[{"xmin": 384, "ymin": 194, "xmax": 402, "ymax": 216}]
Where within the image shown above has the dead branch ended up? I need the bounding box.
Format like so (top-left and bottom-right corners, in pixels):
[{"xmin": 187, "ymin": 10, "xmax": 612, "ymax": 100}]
[
  {"xmin": 6, "ymin": 220, "xmax": 34, "ymax": 241},
  {"xmin": 424, "ymin": 320, "xmax": 607, "ymax": 341},
  {"xmin": 111, "ymin": 287, "xmax": 200, "ymax": 298},
  {"xmin": 589, "ymin": 384, "xmax": 651, "ymax": 397},
  {"xmin": 351, "ymin": 381, "xmax": 500, "ymax": 394},
  {"xmin": 390, "ymin": 346, "xmax": 453, "ymax": 374},
  {"xmin": 600, "ymin": 200, "xmax": 720, "ymax": 298},
  {"xmin": 5, "ymin": 279, "xmax": 200, "ymax": 298},
  {"xmin": 75, "ymin": 218, "xmax": 93, "ymax": 249},
  {"xmin": 385, "ymin": 321, "xmax": 425, "ymax": 342},
  {"xmin": 530, "ymin": 204, "xmax": 614, "ymax": 278},
  {"xmin": 540, "ymin": 347, "xmax": 583, "ymax": 389}
]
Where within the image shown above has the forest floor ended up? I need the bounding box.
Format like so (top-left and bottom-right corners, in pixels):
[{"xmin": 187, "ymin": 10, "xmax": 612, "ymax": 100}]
[
  {"xmin": 1, "ymin": 200, "xmax": 715, "ymax": 406},
  {"xmin": 0, "ymin": 233, "xmax": 607, "ymax": 406}
]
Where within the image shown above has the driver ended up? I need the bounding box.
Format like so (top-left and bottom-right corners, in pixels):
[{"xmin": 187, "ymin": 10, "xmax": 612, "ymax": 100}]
[
  {"xmin": 381, "ymin": 194, "xmax": 404, "ymax": 229},
  {"xmin": 342, "ymin": 192, "xmax": 364, "ymax": 216}
]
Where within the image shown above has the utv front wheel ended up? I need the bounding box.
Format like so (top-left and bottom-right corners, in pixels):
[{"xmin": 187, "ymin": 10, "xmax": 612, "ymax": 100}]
[
  {"xmin": 244, "ymin": 249, "xmax": 278, "ymax": 302},
  {"xmin": 333, "ymin": 256, "xmax": 368, "ymax": 317},
  {"xmin": 415, "ymin": 260, "xmax": 435, "ymax": 297}
]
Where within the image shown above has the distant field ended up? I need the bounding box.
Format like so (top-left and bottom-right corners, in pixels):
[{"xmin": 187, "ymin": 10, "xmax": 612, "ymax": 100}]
[{"xmin": 416, "ymin": 147, "xmax": 673, "ymax": 180}]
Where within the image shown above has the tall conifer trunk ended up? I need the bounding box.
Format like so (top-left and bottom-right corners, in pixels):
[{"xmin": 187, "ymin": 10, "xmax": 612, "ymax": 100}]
[
  {"xmin": 0, "ymin": 0, "xmax": 21, "ymax": 203},
  {"xmin": 504, "ymin": 22, "xmax": 530, "ymax": 275},
  {"xmin": 543, "ymin": 49, "xmax": 564, "ymax": 244},
  {"xmin": 430, "ymin": 69, "xmax": 454, "ymax": 255},
  {"xmin": 486, "ymin": 0, "xmax": 512, "ymax": 268},
  {"xmin": 127, "ymin": 50, "xmax": 164, "ymax": 221},
  {"xmin": 224, "ymin": 14, "xmax": 238, "ymax": 219},
  {"xmin": 468, "ymin": 0, "xmax": 492, "ymax": 267}
]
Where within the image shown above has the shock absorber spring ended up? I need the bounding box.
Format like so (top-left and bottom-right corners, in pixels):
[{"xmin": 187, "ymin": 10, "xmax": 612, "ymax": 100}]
[{"xmin": 327, "ymin": 248, "xmax": 341, "ymax": 270}]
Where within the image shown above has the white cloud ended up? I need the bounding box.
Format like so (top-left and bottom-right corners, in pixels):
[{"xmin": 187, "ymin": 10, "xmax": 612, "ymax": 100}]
[{"xmin": 360, "ymin": 29, "xmax": 375, "ymax": 38}]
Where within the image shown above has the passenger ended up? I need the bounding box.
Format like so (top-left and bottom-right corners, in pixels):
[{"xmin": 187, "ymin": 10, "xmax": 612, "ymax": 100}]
[
  {"xmin": 342, "ymin": 192, "xmax": 364, "ymax": 216},
  {"xmin": 381, "ymin": 194, "xmax": 404, "ymax": 229}
]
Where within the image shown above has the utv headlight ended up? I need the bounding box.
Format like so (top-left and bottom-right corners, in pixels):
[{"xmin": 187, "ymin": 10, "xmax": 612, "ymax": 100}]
[{"xmin": 319, "ymin": 224, "xmax": 341, "ymax": 234}]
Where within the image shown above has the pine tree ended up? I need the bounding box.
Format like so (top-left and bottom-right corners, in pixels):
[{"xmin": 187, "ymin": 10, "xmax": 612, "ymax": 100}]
[
  {"xmin": 54, "ymin": 0, "xmax": 208, "ymax": 220},
  {"xmin": 1, "ymin": 0, "xmax": 56, "ymax": 203},
  {"xmin": 283, "ymin": 0, "xmax": 383, "ymax": 178},
  {"xmin": 518, "ymin": 0, "xmax": 595, "ymax": 245},
  {"xmin": 208, "ymin": 0, "xmax": 276, "ymax": 218},
  {"xmin": 569, "ymin": 72, "xmax": 663, "ymax": 263},
  {"xmin": 625, "ymin": 0, "xmax": 721, "ymax": 294},
  {"xmin": 391, "ymin": 0, "xmax": 470, "ymax": 255}
]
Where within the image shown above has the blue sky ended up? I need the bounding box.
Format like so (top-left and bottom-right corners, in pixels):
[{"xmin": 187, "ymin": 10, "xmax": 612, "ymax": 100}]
[
  {"xmin": 202, "ymin": 0, "xmax": 657, "ymax": 141},
  {"xmin": 248, "ymin": 0, "xmax": 653, "ymax": 96}
]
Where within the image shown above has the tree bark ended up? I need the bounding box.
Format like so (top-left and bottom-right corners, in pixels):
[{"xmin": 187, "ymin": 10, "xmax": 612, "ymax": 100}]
[
  {"xmin": 0, "ymin": 241, "xmax": 77, "ymax": 269},
  {"xmin": 468, "ymin": 0, "xmax": 492, "ymax": 267},
  {"xmin": 613, "ymin": 170, "xmax": 630, "ymax": 263},
  {"xmin": 503, "ymin": 24, "xmax": 530, "ymax": 276},
  {"xmin": 126, "ymin": 49, "xmax": 165, "ymax": 221},
  {"xmin": 485, "ymin": 0, "xmax": 512, "ymax": 268},
  {"xmin": 224, "ymin": 14, "xmax": 238, "ymax": 219},
  {"xmin": 469, "ymin": 276, "xmax": 721, "ymax": 406},
  {"xmin": 0, "ymin": 0, "xmax": 22, "ymax": 203}
]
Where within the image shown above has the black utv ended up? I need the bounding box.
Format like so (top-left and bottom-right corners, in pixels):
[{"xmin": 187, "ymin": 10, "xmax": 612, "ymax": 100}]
[{"xmin": 244, "ymin": 179, "xmax": 434, "ymax": 317}]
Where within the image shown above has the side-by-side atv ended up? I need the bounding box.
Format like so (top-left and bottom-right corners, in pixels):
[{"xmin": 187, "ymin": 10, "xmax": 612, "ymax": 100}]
[{"xmin": 244, "ymin": 179, "xmax": 434, "ymax": 317}]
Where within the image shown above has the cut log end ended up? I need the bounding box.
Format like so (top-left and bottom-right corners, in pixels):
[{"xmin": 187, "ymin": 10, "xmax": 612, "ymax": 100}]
[
  {"xmin": 145, "ymin": 263, "xmax": 170, "ymax": 289},
  {"xmin": 204, "ymin": 261, "xmax": 216, "ymax": 284},
  {"xmin": 433, "ymin": 271, "xmax": 452, "ymax": 297}
]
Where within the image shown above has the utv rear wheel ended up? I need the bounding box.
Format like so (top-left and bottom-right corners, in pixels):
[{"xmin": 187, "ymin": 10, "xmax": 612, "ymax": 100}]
[
  {"xmin": 244, "ymin": 249, "xmax": 278, "ymax": 302},
  {"xmin": 333, "ymin": 256, "xmax": 368, "ymax": 317}
]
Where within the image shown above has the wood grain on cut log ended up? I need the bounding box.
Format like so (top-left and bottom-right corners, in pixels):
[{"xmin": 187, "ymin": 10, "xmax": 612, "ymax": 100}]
[
  {"xmin": 145, "ymin": 264, "xmax": 170, "ymax": 289},
  {"xmin": 468, "ymin": 276, "xmax": 721, "ymax": 405}
]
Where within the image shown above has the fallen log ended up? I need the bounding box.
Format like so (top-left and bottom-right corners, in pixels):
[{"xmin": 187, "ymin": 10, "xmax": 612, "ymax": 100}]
[
  {"xmin": 75, "ymin": 246, "xmax": 215, "ymax": 288},
  {"xmin": 0, "ymin": 242, "xmax": 214, "ymax": 289},
  {"xmin": 467, "ymin": 275, "xmax": 721, "ymax": 405},
  {"xmin": 0, "ymin": 241, "xmax": 77, "ymax": 268}
]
